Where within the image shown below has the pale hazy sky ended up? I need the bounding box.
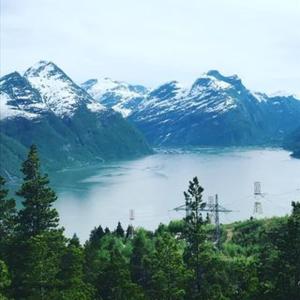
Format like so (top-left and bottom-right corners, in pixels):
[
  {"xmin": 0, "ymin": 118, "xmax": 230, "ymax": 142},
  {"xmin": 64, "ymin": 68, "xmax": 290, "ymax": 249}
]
[{"xmin": 1, "ymin": 0, "xmax": 300, "ymax": 95}]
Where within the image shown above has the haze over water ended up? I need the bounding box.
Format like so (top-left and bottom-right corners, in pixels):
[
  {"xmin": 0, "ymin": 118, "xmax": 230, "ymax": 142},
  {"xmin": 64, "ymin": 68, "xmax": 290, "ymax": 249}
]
[{"xmin": 51, "ymin": 148, "xmax": 300, "ymax": 241}]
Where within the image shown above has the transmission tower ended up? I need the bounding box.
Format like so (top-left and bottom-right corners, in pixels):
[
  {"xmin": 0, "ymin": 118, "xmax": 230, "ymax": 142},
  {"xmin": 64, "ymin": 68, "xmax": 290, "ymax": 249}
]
[
  {"xmin": 253, "ymin": 182, "xmax": 264, "ymax": 217},
  {"xmin": 173, "ymin": 194, "xmax": 232, "ymax": 248}
]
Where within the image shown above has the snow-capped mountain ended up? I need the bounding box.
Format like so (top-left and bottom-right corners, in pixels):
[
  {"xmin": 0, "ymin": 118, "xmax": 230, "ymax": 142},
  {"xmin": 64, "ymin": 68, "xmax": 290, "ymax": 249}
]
[
  {"xmin": 0, "ymin": 72, "xmax": 47, "ymax": 120},
  {"xmin": 82, "ymin": 70, "xmax": 300, "ymax": 146},
  {"xmin": 24, "ymin": 61, "xmax": 105, "ymax": 117},
  {"xmin": 82, "ymin": 77, "xmax": 148, "ymax": 117},
  {"xmin": 0, "ymin": 61, "xmax": 151, "ymax": 179}
]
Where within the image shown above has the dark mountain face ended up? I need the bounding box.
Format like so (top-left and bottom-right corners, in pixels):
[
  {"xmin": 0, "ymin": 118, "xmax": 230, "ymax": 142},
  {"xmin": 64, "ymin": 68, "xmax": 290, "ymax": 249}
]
[
  {"xmin": 283, "ymin": 127, "xmax": 300, "ymax": 158},
  {"xmin": 0, "ymin": 61, "xmax": 151, "ymax": 179},
  {"xmin": 83, "ymin": 71, "xmax": 300, "ymax": 147}
]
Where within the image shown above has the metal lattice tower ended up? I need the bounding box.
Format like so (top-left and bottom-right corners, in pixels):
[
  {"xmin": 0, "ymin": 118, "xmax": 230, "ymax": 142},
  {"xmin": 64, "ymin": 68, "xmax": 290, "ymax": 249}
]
[
  {"xmin": 253, "ymin": 182, "xmax": 264, "ymax": 217},
  {"xmin": 173, "ymin": 194, "xmax": 232, "ymax": 248}
]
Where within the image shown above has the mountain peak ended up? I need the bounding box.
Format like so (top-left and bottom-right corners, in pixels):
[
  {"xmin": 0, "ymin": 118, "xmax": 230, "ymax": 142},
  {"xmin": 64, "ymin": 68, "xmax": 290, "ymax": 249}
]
[
  {"xmin": 24, "ymin": 61, "xmax": 105, "ymax": 117},
  {"xmin": 0, "ymin": 71, "xmax": 46, "ymax": 120},
  {"xmin": 205, "ymin": 70, "xmax": 242, "ymax": 86},
  {"xmin": 24, "ymin": 60, "xmax": 67, "ymax": 79}
]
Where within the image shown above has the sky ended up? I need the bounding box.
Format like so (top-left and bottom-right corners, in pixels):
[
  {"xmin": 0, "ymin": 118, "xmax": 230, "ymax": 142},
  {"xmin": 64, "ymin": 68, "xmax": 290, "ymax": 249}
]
[{"xmin": 1, "ymin": 0, "xmax": 300, "ymax": 96}]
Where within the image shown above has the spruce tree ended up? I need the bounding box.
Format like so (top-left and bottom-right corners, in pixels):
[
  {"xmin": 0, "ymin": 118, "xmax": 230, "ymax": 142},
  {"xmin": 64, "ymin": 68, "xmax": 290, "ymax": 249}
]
[
  {"xmin": 126, "ymin": 225, "xmax": 134, "ymax": 239},
  {"xmin": 284, "ymin": 201, "xmax": 300, "ymax": 298},
  {"xmin": 115, "ymin": 221, "xmax": 125, "ymax": 237},
  {"xmin": 0, "ymin": 176, "xmax": 16, "ymax": 257},
  {"xmin": 130, "ymin": 230, "xmax": 152, "ymax": 290},
  {"xmin": 11, "ymin": 145, "xmax": 65, "ymax": 299},
  {"xmin": 16, "ymin": 145, "xmax": 59, "ymax": 237},
  {"xmin": 58, "ymin": 236, "xmax": 94, "ymax": 299},
  {"xmin": 88, "ymin": 225, "xmax": 105, "ymax": 247},
  {"xmin": 183, "ymin": 177, "xmax": 207, "ymax": 298},
  {"xmin": 97, "ymin": 239, "xmax": 144, "ymax": 300}
]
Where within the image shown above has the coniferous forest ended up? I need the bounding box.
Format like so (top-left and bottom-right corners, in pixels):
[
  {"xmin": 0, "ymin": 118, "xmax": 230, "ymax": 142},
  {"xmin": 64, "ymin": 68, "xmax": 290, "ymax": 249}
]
[{"xmin": 0, "ymin": 145, "xmax": 299, "ymax": 300}]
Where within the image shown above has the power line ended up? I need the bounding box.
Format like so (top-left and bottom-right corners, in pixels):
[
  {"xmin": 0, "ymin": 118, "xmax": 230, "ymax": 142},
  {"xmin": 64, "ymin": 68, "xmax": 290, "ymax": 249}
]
[{"xmin": 173, "ymin": 194, "xmax": 233, "ymax": 248}]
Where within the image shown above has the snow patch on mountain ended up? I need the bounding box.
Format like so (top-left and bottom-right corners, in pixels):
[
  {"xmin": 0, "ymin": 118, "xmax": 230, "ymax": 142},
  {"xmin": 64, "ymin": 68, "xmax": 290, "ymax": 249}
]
[
  {"xmin": 0, "ymin": 92, "xmax": 39, "ymax": 120},
  {"xmin": 24, "ymin": 61, "xmax": 105, "ymax": 117},
  {"xmin": 82, "ymin": 77, "xmax": 148, "ymax": 101}
]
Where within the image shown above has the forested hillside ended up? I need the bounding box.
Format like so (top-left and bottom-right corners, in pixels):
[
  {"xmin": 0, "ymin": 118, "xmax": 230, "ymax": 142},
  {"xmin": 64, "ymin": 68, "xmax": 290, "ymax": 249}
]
[{"xmin": 0, "ymin": 146, "xmax": 299, "ymax": 299}]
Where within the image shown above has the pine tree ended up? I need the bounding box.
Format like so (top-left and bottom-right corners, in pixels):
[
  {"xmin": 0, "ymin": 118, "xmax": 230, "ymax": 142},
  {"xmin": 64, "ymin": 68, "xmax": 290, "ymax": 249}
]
[
  {"xmin": 130, "ymin": 230, "xmax": 152, "ymax": 290},
  {"xmin": 126, "ymin": 225, "xmax": 134, "ymax": 239},
  {"xmin": 10, "ymin": 145, "xmax": 65, "ymax": 299},
  {"xmin": 88, "ymin": 225, "xmax": 105, "ymax": 247},
  {"xmin": 183, "ymin": 177, "xmax": 207, "ymax": 298},
  {"xmin": 97, "ymin": 239, "xmax": 144, "ymax": 300},
  {"xmin": 58, "ymin": 236, "xmax": 94, "ymax": 300},
  {"xmin": 0, "ymin": 176, "xmax": 16, "ymax": 257},
  {"xmin": 283, "ymin": 201, "xmax": 300, "ymax": 298},
  {"xmin": 115, "ymin": 221, "xmax": 125, "ymax": 238},
  {"xmin": 16, "ymin": 145, "xmax": 59, "ymax": 237}
]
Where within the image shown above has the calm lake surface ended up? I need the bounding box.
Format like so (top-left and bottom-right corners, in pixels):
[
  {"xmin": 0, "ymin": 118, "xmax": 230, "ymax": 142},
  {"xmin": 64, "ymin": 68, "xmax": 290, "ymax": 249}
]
[{"xmin": 49, "ymin": 148, "xmax": 300, "ymax": 241}]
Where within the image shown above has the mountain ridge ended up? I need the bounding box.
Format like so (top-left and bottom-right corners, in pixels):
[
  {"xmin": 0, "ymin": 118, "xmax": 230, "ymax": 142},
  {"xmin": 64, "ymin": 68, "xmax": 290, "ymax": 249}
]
[
  {"xmin": 0, "ymin": 61, "xmax": 152, "ymax": 179},
  {"xmin": 83, "ymin": 71, "xmax": 300, "ymax": 147}
]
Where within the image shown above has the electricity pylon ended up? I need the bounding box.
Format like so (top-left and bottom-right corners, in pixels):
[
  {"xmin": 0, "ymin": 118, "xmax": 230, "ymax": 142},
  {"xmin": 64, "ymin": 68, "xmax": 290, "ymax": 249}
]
[{"xmin": 173, "ymin": 194, "xmax": 232, "ymax": 248}]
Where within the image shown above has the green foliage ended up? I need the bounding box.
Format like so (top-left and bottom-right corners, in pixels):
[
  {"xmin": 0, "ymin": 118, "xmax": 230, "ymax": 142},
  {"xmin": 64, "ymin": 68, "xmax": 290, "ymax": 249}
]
[
  {"xmin": 130, "ymin": 229, "xmax": 153, "ymax": 290},
  {"xmin": 16, "ymin": 145, "xmax": 59, "ymax": 237},
  {"xmin": 0, "ymin": 176, "xmax": 16, "ymax": 258},
  {"xmin": 0, "ymin": 260, "xmax": 10, "ymax": 299},
  {"xmin": 147, "ymin": 232, "xmax": 188, "ymax": 300},
  {"xmin": 115, "ymin": 221, "xmax": 125, "ymax": 238},
  {"xmin": 183, "ymin": 177, "xmax": 207, "ymax": 298},
  {"xmin": 96, "ymin": 237, "xmax": 144, "ymax": 300},
  {"xmin": 0, "ymin": 152, "xmax": 299, "ymax": 300},
  {"xmin": 14, "ymin": 231, "xmax": 66, "ymax": 299},
  {"xmin": 58, "ymin": 237, "xmax": 94, "ymax": 300}
]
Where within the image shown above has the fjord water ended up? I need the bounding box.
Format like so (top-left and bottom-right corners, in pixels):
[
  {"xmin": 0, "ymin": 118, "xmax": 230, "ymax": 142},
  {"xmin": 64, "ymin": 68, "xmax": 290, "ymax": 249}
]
[{"xmin": 51, "ymin": 148, "xmax": 300, "ymax": 240}]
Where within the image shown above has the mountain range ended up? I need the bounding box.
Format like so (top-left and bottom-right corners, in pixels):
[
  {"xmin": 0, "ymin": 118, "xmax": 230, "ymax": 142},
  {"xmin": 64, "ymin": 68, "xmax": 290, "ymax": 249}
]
[
  {"xmin": 1, "ymin": 61, "xmax": 300, "ymax": 179},
  {"xmin": 83, "ymin": 70, "xmax": 300, "ymax": 147},
  {"xmin": 0, "ymin": 61, "xmax": 151, "ymax": 179}
]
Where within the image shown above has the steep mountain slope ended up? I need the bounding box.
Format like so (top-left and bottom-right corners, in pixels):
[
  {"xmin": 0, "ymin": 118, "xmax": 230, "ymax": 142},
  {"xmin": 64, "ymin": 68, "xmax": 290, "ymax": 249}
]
[
  {"xmin": 82, "ymin": 77, "xmax": 148, "ymax": 117},
  {"xmin": 0, "ymin": 61, "xmax": 151, "ymax": 179},
  {"xmin": 83, "ymin": 70, "xmax": 300, "ymax": 146},
  {"xmin": 283, "ymin": 127, "xmax": 300, "ymax": 158}
]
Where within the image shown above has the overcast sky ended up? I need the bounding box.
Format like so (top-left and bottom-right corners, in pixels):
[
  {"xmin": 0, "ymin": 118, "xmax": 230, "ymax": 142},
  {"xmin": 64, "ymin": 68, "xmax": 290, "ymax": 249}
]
[{"xmin": 1, "ymin": 0, "xmax": 300, "ymax": 95}]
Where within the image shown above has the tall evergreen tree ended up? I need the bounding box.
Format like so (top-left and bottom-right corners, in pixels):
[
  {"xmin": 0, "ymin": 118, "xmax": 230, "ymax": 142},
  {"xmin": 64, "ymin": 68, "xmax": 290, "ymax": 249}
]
[
  {"xmin": 126, "ymin": 224, "xmax": 134, "ymax": 239},
  {"xmin": 97, "ymin": 239, "xmax": 144, "ymax": 300},
  {"xmin": 16, "ymin": 145, "xmax": 59, "ymax": 237},
  {"xmin": 183, "ymin": 177, "xmax": 207, "ymax": 298},
  {"xmin": 283, "ymin": 201, "xmax": 300, "ymax": 298},
  {"xmin": 58, "ymin": 235, "xmax": 94, "ymax": 300},
  {"xmin": 130, "ymin": 230, "xmax": 153, "ymax": 290},
  {"xmin": 104, "ymin": 227, "xmax": 110, "ymax": 234},
  {"xmin": 88, "ymin": 225, "xmax": 105, "ymax": 247},
  {"xmin": 115, "ymin": 221, "xmax": 125, "ymax": 238},
  {"xmin": 10, "ymin": 145, "xmax": 65, "ymax": 299},
  {"xmin": 0, "ymin": 176, "xmax": 16, "ymax": 257}
]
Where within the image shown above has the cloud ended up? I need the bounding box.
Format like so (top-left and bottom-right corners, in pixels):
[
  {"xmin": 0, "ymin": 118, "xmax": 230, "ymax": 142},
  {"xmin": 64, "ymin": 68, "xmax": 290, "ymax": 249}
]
[{"xmin": 1, "ymin": 0, "xmax": 300, "ymax": 95}]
